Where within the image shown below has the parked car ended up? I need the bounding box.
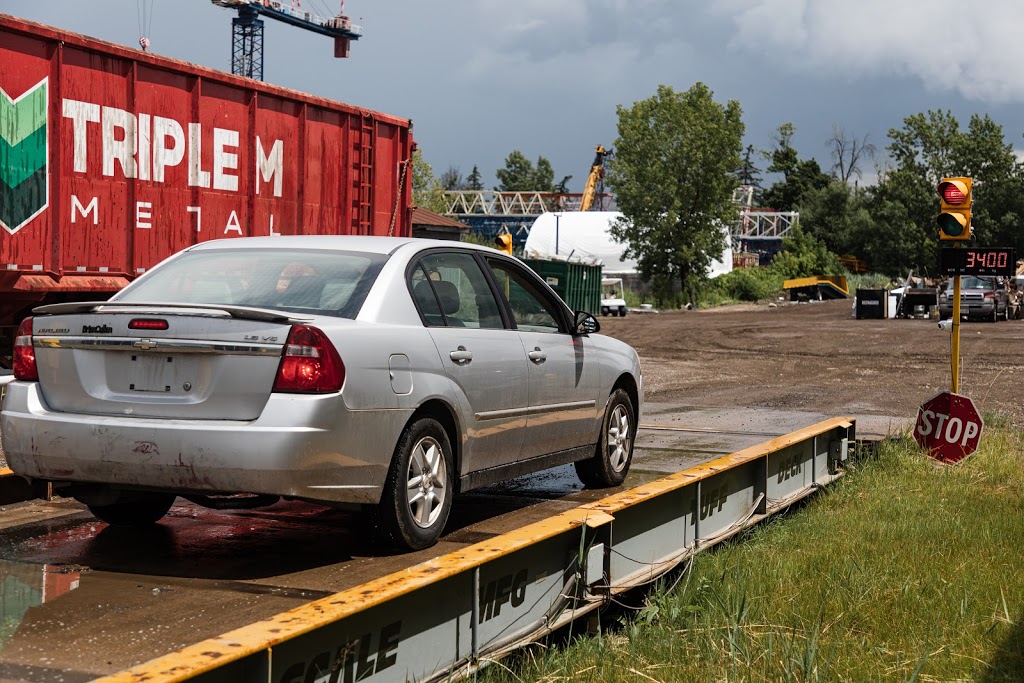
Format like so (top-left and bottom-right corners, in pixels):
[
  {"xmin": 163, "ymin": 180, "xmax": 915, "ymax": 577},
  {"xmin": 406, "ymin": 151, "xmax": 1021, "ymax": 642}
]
[
  {"xmin": 1, "ymin": 237, "xmax": 643, "ymax": 550},
  {"xmin": 938, "ymin": 276, "xmax": 1010, "ymax": 322}
]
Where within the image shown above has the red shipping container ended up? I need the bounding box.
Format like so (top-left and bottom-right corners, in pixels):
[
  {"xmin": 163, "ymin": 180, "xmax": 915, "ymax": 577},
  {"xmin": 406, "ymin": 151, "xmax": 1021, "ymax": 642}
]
[{"xmin": 0, "ymin": 13, "xmax": 413, "ymax": 360}]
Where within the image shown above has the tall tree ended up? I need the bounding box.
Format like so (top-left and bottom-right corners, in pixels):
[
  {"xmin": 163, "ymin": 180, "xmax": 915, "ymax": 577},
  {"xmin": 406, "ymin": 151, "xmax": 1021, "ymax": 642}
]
[
  {"xmin": 606, "ymin": 83, "xmax": 744, "ymax": 305},
  {"xmin": 465, "ymin": 165, "xmax": 484, "ymax": 191},
  {"xmin": 533, "ymin": 157, "xmax": 555, "ymax": 192},
  {"xmin": 760, "ymin": 123, "xmax": 830, "ymax": 211},
  {"xmin": 439, "ymin": 165, "xmax": 464, "ymax": 191},
  {"xmin": 495, "ymin": 151, "xmax": 534, "ymax": 191},
  {"xmin": 411, "ymin": 148, "xmax": 448, "ymax": 214},
  {"xmin": 736, "ymin": 144, "xmax": 762, "ymax": 193},
  {"xmin": 798, "ymin": 179, "xmax": 866, "ymax": 256},
  {"xmin": 495, "ymin": 151, "xmax": 557, "ymax": 192},
  {"xmin": 828, "ymin": 125, "xmax": 875, "ymax": 184}
]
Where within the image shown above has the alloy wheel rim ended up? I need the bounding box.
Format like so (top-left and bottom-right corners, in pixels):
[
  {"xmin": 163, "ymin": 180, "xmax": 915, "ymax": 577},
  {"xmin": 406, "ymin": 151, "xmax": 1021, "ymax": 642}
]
[
  {"xmin": 406, "ymin": 436, "xmax": 447, "ymax": 528},
  {"xmin": 607, "ymin": 404, "xmax": 631, "ymax": 472}
]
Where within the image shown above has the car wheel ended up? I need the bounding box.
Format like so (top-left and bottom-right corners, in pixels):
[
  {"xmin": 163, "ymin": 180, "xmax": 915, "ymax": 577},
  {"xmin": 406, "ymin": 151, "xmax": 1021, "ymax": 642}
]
[
  {"xmin": 619, "ymin": 306, "xmax": 628, "ymax": 317},
  {"xmin": 379, "ymin": 418, "xmax": 454, "ymax": 551},
  {"xmin": 601, "ymin": 306, "xmax": 609, "ymax": 316},
  {"xmin": 86, "ymin": 491, "xmax": 176, "ymax": 526},
  {"xmin": 991, "ymin": 307, "xmax": 998, "ymax": 323},
  {"xmin": 575, "ymin": 388, "xmax": 635, "ymax": 488}
]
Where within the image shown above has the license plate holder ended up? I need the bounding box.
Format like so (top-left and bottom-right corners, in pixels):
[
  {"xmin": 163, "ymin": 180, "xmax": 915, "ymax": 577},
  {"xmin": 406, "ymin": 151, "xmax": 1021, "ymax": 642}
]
[{"xmin": 128, "ymin": 353, "xmax": 187, "ymax": 393}]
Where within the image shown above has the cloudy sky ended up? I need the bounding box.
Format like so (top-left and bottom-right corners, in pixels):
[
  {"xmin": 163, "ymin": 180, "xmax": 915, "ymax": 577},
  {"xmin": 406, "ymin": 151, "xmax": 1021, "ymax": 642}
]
[{"xmin": 6, "ymin": 0, "xmax": 1024, "ymax": 192}]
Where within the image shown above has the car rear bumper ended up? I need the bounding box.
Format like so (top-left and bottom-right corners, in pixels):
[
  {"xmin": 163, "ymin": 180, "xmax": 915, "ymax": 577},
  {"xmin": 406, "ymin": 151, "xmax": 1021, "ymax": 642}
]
[
  {"xmin": 939, "ymin": 301, "xmax": 997, "ymax": 318},
  {"xmin": 1, "ymin": 381, "xmax": 412, "ymax": 504}
]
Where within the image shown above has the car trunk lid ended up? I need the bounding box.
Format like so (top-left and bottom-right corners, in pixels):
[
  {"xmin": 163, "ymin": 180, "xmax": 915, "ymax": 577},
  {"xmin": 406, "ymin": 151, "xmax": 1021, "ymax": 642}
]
[{"xmin": 30, "ymin": 304, "xmax": 301, "ymax": 420}]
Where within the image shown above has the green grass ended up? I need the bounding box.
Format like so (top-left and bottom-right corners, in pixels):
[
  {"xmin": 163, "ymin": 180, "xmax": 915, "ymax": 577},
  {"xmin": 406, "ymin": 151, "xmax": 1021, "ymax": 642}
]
[
  {"xmin": 846, "ymin": 272, "xmax": 893, "ymax": 296},
  {"xmin": 481, "ymin": 426, "xmax": 1024, "ymax": 682}
]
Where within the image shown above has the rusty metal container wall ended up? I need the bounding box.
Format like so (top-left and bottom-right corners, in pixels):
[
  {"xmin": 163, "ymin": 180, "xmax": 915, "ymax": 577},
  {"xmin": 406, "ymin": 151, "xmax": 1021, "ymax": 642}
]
[{"xmin": 0, "ymin": 13, "xmax": 413, "ymax": 293}]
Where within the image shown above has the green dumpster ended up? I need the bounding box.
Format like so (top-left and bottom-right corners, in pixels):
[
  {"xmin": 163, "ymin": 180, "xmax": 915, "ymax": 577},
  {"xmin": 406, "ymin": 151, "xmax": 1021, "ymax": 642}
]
[{"xmin": 521, "ymin": 259, "xmax": 602, "ymax": 315}]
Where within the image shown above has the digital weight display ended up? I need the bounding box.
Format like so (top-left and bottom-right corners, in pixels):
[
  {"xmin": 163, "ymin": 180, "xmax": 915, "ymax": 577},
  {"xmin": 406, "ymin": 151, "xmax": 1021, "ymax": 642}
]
[{"xmin": 940, "ymin": 247, "xmax": 1016, "ymax": 277}]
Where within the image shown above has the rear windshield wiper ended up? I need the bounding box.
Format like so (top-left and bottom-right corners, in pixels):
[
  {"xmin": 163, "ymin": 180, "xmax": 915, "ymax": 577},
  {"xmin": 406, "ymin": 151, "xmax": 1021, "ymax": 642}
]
[{"xmin": 32, "ymin": 301, "xmax": 312, "ymax": 324}]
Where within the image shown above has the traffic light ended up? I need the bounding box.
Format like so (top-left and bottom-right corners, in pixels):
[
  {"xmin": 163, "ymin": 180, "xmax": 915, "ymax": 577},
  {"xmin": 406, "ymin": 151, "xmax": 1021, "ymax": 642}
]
[
  {"xmin": 937, "ymin": 177, "xmax": 972, "ymax": 241},
  {"xmin": 494, "ymin": 233, "xmax": 513, "ymax": 255}
]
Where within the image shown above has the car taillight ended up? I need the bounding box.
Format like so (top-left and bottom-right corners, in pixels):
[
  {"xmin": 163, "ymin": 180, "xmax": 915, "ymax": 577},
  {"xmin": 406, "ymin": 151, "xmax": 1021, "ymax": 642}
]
[
  {"xmin": 273, "ymin": 325, "xmax": 345, "ymax": 394},
  {"xmin": 13, "ymin": 317, "xmax": 37, "ymax": 381}
]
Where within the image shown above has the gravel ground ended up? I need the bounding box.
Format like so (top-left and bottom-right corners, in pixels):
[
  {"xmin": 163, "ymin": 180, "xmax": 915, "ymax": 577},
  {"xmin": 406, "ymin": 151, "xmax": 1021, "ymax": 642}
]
[
  {"xmin": 600, "ymin": 299, "xmax": 1024, "ymax": 429},
  {"xmin": 2, "ymin": 300, "xmax": 1019, "ymax": 470}
]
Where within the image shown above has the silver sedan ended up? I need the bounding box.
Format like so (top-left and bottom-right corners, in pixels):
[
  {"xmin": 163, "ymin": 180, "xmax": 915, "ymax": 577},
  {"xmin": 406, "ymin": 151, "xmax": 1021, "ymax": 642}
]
[{"xmin": 1, "ymin": 236, "xmax": 643, "ymax": 550}]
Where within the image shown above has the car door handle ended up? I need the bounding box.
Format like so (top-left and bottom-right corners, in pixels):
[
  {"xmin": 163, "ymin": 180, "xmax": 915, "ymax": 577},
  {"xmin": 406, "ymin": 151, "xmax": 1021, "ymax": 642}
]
[
  {"xmin": 528, "ymin": 347, "xmax": 546, "ymax": 364},
  {"xmin": 449, "ymin": 346, "xmax": 473, "ymax": 364}
]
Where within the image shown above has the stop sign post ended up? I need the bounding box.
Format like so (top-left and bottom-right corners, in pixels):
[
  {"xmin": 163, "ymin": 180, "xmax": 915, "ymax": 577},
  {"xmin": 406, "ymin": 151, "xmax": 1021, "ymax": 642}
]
[{"xmin": 915, "ymin": 392, "xmax": 983, "ymax": 464}]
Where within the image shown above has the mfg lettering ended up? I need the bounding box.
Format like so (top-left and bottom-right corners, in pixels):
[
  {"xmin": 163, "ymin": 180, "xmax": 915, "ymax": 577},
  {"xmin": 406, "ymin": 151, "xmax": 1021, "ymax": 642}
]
[{"xmin": 479, "ymin": 569, "xmax": 528, "ymax": 623}]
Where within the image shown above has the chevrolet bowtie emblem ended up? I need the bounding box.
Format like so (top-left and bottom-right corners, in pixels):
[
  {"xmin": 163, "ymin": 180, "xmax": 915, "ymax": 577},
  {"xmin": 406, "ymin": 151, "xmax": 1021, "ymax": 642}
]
[{"xmin": 133, "ymin": 339, "xmax": 158, "ymax": 350}]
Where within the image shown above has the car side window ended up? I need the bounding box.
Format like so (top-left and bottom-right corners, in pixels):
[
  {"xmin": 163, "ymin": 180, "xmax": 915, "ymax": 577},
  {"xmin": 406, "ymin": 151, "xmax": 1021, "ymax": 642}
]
[
  {"xmin": 410, "ymin": 253, "xmax": 504, "ymax": 329},
  {"xmin": 486, "ymin": 259, "xmax": 563, "ymax": 333}
]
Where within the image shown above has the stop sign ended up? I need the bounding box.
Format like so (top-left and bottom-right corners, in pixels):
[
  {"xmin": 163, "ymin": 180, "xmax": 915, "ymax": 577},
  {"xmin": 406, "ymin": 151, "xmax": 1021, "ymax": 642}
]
[{"xmin": 915, "ymin": 391, "xmax": 984, "ymax": 464}]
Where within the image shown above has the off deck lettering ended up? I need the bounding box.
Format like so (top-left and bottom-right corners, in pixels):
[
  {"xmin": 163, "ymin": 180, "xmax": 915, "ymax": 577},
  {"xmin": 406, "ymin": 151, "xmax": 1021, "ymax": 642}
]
[
  {"xmin": 700, "ymin": 485, "xmax": 727, "ymax": 520},
  {"xmin": 777, "ymin": 454, "xmax": 802, "ymax": 483}
]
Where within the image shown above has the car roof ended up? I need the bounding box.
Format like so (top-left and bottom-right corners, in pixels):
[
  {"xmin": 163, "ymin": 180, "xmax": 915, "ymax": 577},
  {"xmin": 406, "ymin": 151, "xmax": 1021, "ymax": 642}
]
[{"xmin": 186, "ymin": 235, "xmax": 502, "ymax": 257}]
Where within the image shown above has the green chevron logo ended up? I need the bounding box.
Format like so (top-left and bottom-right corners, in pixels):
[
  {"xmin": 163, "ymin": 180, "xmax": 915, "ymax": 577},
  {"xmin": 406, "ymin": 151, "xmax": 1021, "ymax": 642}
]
[{"xmin": 0, "ymin": 78, "xmax": 48, "ymax": 235}]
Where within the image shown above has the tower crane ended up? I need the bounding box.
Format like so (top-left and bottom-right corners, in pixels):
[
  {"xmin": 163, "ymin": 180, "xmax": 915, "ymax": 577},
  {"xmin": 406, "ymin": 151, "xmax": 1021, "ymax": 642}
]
[
  {"xmin": 211, "ymin": 0, "xmax": 363, "ymax": 80},
  {"xmin": 580, "ymin": 145, "xmax": 610, "ymax": 212}
]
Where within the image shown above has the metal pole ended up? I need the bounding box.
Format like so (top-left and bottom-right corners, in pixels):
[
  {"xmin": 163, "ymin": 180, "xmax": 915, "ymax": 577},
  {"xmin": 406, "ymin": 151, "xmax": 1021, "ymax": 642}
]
[
  {"xmin": 471, "ymin": 567, "xmax": 479, "ymax": 662},
  {"xmin": 951, "ymin": 273, "xmax": 961, "ymax": 393},
  {"xmin": 554, "ymin": 213, "xmax": 561, "ymax": 255}
]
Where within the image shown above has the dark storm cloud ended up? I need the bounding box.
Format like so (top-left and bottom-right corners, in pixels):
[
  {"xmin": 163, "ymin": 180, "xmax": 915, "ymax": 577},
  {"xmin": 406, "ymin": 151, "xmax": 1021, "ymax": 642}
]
[{"xmin": 6, "ymin": 0, "xmax": 1024, "ymax": 189}]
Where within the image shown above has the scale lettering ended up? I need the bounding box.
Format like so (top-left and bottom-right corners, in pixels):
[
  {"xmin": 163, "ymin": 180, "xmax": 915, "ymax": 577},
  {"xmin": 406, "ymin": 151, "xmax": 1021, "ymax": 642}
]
[{"xmin": 277, "ymin": 621, "xmax": 400, "ymax": 683}]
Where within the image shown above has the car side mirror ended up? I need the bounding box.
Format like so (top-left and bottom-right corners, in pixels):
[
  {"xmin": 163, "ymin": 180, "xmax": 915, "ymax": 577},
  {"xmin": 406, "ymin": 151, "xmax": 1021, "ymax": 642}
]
[{"xmin": 574, "ymin": 310, "xmax": 600, "ymax": 335}]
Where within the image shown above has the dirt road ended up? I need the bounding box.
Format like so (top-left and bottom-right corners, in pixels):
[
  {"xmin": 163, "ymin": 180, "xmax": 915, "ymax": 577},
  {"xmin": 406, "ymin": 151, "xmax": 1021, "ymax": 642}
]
[
  {"xmin": 601, "ymin": 300, "xmax": 1024, "ymax": 430},
  {"xmin": 2, "ymin": 301, "xmax": 1019, "ymax": 470}
]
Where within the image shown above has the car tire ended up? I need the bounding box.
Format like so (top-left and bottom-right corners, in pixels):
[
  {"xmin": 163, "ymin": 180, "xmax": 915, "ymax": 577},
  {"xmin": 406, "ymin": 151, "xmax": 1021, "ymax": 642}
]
[
  {"xmin": 601, "ymin": 306, "xmax": 609, "ymax": 316},
  {"xmin": 378, "ymin": 418, "xmax": 454, "ymax": 551},
  {"xmin": 619, "ymin": 306, "xmax": 628, "ymax": 317},
  {"xmin": 87, "ymin": 491, "xmax": 176, "ymax": 526},
  {"xmin": 575, "ymin": 388, "xmax": 635, "ymax": 488}
]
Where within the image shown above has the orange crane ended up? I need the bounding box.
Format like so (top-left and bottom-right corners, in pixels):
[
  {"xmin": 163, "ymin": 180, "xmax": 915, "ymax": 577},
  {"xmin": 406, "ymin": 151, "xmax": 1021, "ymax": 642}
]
[
  {"xmin": 580, "ymin": 145, "xmax": 610, "ymax": 211},
  {"xmin": 211, "ymin": 0, "xmax": 362, "ymax": 80}
]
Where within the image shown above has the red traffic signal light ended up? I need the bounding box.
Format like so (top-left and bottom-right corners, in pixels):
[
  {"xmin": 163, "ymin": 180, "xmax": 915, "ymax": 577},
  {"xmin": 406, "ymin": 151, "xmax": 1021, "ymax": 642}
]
[
  {"xmin": 937, "ymin": 177, "xmax": 972, "ymax": 241},
  {"xmin": 940, "ymin": 182, "xmax": 967, "ymax": 205}
]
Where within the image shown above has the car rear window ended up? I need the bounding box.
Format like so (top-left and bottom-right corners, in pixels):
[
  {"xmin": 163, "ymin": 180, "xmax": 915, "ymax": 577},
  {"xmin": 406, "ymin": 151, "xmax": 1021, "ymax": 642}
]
[
  {"xmin": 116, "ymin": 249, "xmax": 387, "ymax": 318},
  {"xmin": 954, "ymin": 277, "xmax": 996, "ymax": 290}
]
